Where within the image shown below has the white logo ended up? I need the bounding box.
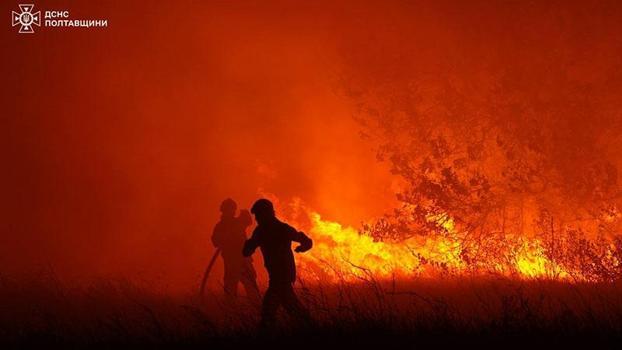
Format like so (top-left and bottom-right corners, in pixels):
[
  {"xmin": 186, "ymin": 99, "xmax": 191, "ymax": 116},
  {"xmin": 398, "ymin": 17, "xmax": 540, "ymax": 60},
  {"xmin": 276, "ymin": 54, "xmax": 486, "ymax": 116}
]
[{"xmin": 12, "ymin": 4, "xmax": 41, "ymax": 33}]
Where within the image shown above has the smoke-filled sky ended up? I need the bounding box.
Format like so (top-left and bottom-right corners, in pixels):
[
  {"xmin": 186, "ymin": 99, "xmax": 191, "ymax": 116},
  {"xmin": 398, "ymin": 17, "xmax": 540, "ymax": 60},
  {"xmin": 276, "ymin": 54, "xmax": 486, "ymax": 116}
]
[
  {"xmin": 1, "ymin": 1, "xmax": 399, "ymax": 287},
  {"xmin": 2, "ymin": 0, "xmax": 622, "ymax": 289}
]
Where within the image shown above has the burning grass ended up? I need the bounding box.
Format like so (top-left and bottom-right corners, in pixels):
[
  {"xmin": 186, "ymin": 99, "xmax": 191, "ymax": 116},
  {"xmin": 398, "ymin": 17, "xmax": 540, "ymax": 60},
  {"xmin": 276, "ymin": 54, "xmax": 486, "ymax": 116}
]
[
  {"xmin": 292, "ymin": 210, "xmax": 622, "ymax": 283},
  {"xmin": 5, "ymin": 203, "xmax": 618, "ymax": 347},
  {"xmin": 3, "ymin": 204, "xmax": 621, "ymax": 347}
]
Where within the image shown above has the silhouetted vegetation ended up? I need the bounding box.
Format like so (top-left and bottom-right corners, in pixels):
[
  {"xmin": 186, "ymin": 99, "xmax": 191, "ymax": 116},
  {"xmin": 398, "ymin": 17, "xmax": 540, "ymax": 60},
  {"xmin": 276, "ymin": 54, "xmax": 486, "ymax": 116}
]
[{"xmin": 1, "ymin": 271, "xmax": 621, "ymax": 347}]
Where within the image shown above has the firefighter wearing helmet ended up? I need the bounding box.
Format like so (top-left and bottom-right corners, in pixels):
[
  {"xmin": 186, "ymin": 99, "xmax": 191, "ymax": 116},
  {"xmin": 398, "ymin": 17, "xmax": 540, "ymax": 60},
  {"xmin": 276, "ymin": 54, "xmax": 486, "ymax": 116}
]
[
  {"xmin": 211, "ymin": 198, "xmax": 260, "ymax": 304},
  {"xmin": 243, "ymin": 198, "xmax": 313, "ymax": 329}
]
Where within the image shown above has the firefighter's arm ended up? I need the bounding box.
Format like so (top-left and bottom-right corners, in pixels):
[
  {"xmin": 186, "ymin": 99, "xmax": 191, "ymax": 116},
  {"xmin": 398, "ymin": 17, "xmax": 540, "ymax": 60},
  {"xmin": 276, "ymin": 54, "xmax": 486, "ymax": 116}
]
[
  {"xmin": 243, "ymin": 228, "xmax": 261, "ymax": 257},
  {"xmin": 290, "ymin": 229, "xmax": 313, "ymax": 253}
]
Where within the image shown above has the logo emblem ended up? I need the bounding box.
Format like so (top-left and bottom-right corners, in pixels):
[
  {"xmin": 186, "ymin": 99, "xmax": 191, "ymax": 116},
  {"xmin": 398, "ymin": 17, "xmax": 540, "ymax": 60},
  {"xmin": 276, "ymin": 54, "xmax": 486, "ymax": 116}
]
[{"xmin": 12, "ymin": 4, "xmax": 40, "ymax": 33}]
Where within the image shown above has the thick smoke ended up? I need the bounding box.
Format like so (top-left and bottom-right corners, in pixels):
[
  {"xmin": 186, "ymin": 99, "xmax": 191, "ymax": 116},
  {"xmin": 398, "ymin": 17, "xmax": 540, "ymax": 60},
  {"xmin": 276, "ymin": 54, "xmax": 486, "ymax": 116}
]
[
  {"xmin": 2, "ymin": 0, "xmax": 622, "ymax": 287},
  {"xmin": 0, "ymin": 1, "xmax": 396, "ymax": 289},
  {"xmin": 338, "ymin": 1, "xmax": 622, "ymax": 280}
]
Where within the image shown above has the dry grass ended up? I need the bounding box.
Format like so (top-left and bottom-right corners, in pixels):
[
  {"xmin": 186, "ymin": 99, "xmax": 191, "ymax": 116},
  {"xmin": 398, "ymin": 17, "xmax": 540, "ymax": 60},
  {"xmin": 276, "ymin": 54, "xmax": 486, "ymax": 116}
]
[{"xmin": 1, "ymin": 271, "xmax": 621, "ymax": 348}]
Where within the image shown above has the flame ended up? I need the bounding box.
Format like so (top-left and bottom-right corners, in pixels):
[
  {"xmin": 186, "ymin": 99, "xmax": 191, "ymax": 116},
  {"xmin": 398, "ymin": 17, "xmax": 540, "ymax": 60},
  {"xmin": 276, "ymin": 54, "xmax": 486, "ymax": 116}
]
[
  {"xmin": 297, "ymin": 212, "xmax": 466, "ymax": 281},
  {"xmin": 514, "ymin": 240, "xmax": 549, "ymax": 278},
  {"xmin": 293, "ymin": 210, "xmax": 618, "ymax": 283}
]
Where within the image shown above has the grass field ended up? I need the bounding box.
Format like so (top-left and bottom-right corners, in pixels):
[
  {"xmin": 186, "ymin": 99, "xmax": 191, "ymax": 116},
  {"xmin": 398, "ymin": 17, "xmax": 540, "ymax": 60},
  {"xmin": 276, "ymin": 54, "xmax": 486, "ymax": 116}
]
[{"xmin": 1, "ymin": 272, "xmax": 621, "ymax": 348}]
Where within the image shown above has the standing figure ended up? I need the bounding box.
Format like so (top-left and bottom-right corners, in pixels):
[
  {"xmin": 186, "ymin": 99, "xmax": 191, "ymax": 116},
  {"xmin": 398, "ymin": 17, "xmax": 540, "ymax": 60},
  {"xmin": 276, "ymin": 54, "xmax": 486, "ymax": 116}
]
[
  {"xmin": 243, "ymin": 198, "xmax": 313, "ymax": 329},
  {"xmin": 211, "ymin": 198, "xmax": 261, "ymax": 304}
]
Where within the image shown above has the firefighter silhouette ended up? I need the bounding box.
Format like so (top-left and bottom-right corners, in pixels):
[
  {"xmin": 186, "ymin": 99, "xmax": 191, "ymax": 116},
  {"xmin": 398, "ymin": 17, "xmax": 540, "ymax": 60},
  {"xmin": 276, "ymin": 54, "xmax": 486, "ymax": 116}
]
[
  {"xmin": 243, "ymin": 198, "xmax": 313, "ymax": 329},
  {"xmin": 211, "ymin": 198, "xmax": 261, "ymax": 304}
]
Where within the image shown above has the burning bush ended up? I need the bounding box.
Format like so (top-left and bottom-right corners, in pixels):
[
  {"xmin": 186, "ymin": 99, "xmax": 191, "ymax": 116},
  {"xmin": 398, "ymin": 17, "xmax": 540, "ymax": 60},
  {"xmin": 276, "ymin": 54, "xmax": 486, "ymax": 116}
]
[{"xmin": 281, "ymin": 2, "xmax": 622, "ymax": 282}]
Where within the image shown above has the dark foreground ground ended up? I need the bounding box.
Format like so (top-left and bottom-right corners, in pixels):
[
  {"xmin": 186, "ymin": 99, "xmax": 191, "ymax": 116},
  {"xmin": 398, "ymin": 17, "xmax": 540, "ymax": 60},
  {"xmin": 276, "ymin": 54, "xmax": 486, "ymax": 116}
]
[{"xmin": 1, "ymin": 273, "xmax": 621, "ymax": 349}]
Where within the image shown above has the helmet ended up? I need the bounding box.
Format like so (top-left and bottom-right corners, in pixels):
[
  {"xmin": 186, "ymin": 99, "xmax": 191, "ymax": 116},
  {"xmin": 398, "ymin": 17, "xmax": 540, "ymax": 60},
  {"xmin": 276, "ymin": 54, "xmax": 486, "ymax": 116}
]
[
  {"xmin": 251, "ymin": 198, "xmax": 274, "ymax": 216},
  {"xmin": 220, "ymin": 198, "xmax": 237, "ymax": 214}
]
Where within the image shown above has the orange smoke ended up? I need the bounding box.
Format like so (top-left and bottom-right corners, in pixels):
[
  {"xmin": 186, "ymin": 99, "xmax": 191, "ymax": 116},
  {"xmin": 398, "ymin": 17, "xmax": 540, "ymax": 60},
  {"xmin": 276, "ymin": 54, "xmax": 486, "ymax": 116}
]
[{"xmin": 3, "ymin": 0, "xmax": 622, "ymax": 291}]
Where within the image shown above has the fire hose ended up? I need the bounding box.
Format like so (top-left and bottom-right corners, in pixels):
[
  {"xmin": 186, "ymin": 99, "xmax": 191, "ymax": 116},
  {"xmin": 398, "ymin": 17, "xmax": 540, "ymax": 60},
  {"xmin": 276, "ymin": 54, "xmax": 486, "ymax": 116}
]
[{"xmin": 199, "ymin": 248, "xmax": 220, "ymax": 296}]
